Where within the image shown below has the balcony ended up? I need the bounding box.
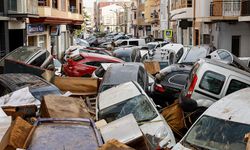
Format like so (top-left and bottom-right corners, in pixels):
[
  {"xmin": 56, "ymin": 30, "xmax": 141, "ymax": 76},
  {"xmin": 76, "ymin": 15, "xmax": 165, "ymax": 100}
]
[
  {"xmin": 210, "ymin": 1, "xmax": 241, "ymax": 17},
  {"xmin": 171, "ymin": 0, "xmax": 192, "ymax": 10},
  {"xmin": 241, "ymin": 0, "xmax": 250, "ymax": 16},
  {"xmin": 8, "ymin": 0, "xmax": 38, "ymax": 18}
]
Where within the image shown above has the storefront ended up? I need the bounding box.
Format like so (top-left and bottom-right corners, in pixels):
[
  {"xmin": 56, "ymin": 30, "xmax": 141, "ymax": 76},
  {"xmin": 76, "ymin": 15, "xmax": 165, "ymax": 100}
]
[{"xmin": 27, "ymin": 24, "xmax": 50, "ymax": 51}]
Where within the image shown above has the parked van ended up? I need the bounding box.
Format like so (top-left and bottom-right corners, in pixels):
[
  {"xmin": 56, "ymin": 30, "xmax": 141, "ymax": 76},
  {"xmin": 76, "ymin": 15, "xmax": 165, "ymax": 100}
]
[
  {"xmin": 115, "ymin": 39, "xmax": 146, "ymax": 47},
  {"xmin": 173, "ymin": 88, "xmax": 250, "ymax": 150},
  {"xmin": 180, "ymin": 58, "xmax": 250, "ymax": 112}
]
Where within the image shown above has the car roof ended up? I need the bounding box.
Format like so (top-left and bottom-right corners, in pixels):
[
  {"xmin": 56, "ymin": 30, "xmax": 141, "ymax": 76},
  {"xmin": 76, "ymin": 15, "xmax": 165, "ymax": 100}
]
[
  {"xmin": 102, "ymin": 63, "xmax": 142, "ymax": 85},
  {"xmin": 200, "ymin": 58, "xmax": 250, "ymax": 77},
  {"xmin": 0, "ymin": 73, "xmax": 51, "ymax": 91},
  {"xmin": 161, "ymin": 43, "xmax": 184, "ymax": 52},
  {"xmin": 80, "ymin": 52, "xmax": 123, "ymax": 62},
  {"xmin": 160, "ymin": 63, "xmax": 192, "ymax": 73},
  {"xmin": 204, "ymin": 88, "xmax": 250, "ymax": 124},
  {"xmin": 98, "ymin": 81, "xmax": 141, "ymax": 110}
]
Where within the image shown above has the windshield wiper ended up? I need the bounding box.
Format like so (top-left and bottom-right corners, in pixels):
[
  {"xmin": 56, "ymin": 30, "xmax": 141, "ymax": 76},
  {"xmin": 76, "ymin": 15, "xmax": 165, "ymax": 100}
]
[{"xmin": 184, "ymin": 141, "xmax": 209, "ymax": 150}]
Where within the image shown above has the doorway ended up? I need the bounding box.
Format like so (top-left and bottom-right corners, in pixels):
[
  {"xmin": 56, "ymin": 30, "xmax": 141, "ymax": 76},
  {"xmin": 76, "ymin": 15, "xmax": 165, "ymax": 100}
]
[{"xmin": 231, "ymin": 36, "xmax": 240, "ymax": 57}]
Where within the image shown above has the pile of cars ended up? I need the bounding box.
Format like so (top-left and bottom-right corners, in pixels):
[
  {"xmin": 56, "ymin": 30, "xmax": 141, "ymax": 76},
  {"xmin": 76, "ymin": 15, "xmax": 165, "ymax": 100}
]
[{"xmin": 0, "ymin": 32, "xmax": 250, "ymax": 149}]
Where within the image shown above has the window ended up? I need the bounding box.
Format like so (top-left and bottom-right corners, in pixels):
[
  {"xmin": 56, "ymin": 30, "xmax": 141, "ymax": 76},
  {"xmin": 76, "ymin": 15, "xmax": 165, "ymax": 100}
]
[
  {"xmin": 38, "ymin": 35, "xmax": 46, "ymax": 48},
  {"xmin": 199, "ymin": 71, "xmax": 225, "ymax": 95},
  {"xmin": 52, "ymin": 0, "xmax": 58, "ymax": 9},
  {"xmin": 85, "ymin": 61, "xmax": 102, "ymax": 67},
  {"xmin": 129, "ymin": 41, "xmax": 139, "ymax": 46},
  {"xmin": 72, "ymin": 55, "xmax": 84, "ymax": 61},
  {"xmin": 30, "ymin": 52, "xmax": 47, "ymax": 67},
  {"xmin": 61, "ymin": 0, "xmax": 66, "ymax": 11},
  {"xmin": 169, "ymin": 74, "xmax": 189, "ymax": 87},
  {"xmin": 137, "ymin": 67, "xmax": 145, "ymax": 89},
  {"xmin": 175, "ymin": 48, "xmax": 184, "ymax": 62},
  {"xmin": 120, "ymin": 41, "xmax": 128, "ymax": 46},
  {"xmin": 8, "ymin": 0, "xmax": 17, "ymax": 11},
  {"xmin": 226, "ymin": 79, "xmax": 250, "ymax": 95},
  {"xmin": 0, "ymin": 83, "xmax": 10, "ymax": 97}
]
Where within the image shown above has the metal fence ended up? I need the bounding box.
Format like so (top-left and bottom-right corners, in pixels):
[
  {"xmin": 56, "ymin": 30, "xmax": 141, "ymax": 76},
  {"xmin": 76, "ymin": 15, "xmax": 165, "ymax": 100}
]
[{"xmin": 210, "ymin": 1, "xmax": 241, "ymax": 17}]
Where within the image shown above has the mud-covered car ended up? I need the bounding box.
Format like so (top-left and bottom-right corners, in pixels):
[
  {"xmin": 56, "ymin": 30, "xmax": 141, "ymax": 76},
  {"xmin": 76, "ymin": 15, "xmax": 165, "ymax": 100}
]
[
  {"xmin": 0, "ymin": 73, "xmax": 61, "ymax": 100},
  {"xmin": 28, "ymin": 118, "xmax": 103, "ymax": 150},
  {"xmin": 173, "ymin": 88, "xmax": 250, "ymax": 150}
]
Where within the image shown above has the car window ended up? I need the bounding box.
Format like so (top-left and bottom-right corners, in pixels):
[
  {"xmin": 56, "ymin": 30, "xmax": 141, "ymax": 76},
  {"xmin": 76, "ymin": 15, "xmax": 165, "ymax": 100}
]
[
  {"xmin": 95, "ymin": 67, "xmax": 105, "ymax": 78},
  {"xmin": 30, "ymin": 52, "xmax": 47, "ymax": 66},
  {"xmin": 218, "ymin": 50, "xmax": 233, "ymax": 62},
  {"xmin": 199, "ymin": 71, "xmax": 226, "ymax": 95},
  {"xmin": 98, "ymin": 95, "xmax": 157, "ymax": 123},
  {"xmin": 120, "ymin": 41, "xmax": 128, "ymax": 46},
  {"xmin": 85, "ymin": 61, "xmax": 102, "ymax": 67},
  {"xmin": 185, "ymin": 115, "xmax": 250, "ymax": 150},
  {"xmin": 0, "ymin": 83, "xmax": 10, "ymax": 97},
  {"xmin": 129, "ymin": 41, "xmax": 139, "ymax": 46},
  {"xmin": 176, "ymin": 48, "xmax": 184, "ymax": 62},
  {"xmin": 161, "ymin": 43, "xmax": 168, "ymax": 47},
  {"xmin": 169, "ymin": 74, "xmax": 189, "ymax": 87},
  {"xmin": 226, "ymin": 79, "xmax": 250, "ymax": 95},
  {"xmin": 137, "ymin": 67, "xmax": 145, "ymax": 89},
  {"xmin": 72, "ymin": 55, "xmax": 84, "ymax": 61}
]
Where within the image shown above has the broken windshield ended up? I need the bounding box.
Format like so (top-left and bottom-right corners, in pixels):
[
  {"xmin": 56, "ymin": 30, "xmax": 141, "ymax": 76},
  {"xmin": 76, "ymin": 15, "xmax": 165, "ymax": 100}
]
[
  {"xmin": 98, "ymin": 95, "xmax": 157, "ymax": 123},
  {"xmin": 184, "ymin": 115, "xmax": 250, "ymax": 150}
]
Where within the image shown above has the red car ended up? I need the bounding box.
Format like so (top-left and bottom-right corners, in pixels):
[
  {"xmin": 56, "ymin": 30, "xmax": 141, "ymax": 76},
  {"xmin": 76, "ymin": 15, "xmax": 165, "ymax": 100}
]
[{"xmin": 63, "ymin": 52, "xmax": 123, "ymax": 77}]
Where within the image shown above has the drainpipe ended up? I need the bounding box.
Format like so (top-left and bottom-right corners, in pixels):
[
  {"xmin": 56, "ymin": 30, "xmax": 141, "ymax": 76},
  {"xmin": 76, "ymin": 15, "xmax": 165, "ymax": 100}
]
[{"xmin": 192, "ymin": 0, "xmax": 196, "ymax": 45}]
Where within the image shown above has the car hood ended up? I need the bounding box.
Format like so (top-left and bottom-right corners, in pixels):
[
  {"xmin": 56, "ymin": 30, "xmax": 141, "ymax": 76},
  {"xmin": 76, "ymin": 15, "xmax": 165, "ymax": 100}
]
[
  {"xmin": 172, "ymin": 143, "xmax": 191, "ymax": 150},
  {"xmin": 139, "ymin": 115, "xmax": 176, "ymax": 148}
]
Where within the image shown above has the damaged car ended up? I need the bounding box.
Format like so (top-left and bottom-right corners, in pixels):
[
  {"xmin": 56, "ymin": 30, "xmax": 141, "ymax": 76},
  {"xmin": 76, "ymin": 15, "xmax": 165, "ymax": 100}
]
[
  {"xmin": 0, "ymin": 73, "xmax": 61, "ymax": 100},
  {"xmin": 28, "ymin": 118, "xmax": 103, "ymax": 150},
  {"xmin": 96, "ymin": 81, "xmax": 176, "ymax": 149},
  {"xmin": 173, "ymin": 88, "xmax": 250, "ymax": 150}
]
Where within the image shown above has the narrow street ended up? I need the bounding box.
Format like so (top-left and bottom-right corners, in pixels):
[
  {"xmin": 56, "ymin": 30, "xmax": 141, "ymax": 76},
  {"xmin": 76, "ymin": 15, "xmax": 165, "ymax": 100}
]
[{"xmin": 0, "ymin": 0, "xmax": 250, "ymax": 150}]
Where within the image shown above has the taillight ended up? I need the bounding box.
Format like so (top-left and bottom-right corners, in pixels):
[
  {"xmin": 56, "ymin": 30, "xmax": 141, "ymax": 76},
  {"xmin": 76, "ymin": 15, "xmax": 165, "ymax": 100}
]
[
  {"xmin": 154, "ymin": 84, "xmax": 165, "ymax": 93},
  {"xmin": 186, "ymin": 74, "xmax": 198, "ymax": 98}
]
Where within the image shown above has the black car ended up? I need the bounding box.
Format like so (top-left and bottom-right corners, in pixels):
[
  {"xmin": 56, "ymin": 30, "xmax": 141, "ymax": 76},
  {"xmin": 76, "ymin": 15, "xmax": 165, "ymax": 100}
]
[
  {"xmin": 152, "ymin": 63, "xmax": 192, "ymax": 107},
  {"xmin": 99, "ymin": 63, "xmax": 149, "ymax": 93},
  {"xmin": 0, "ymin": 73, "xmax": 61, "ymax": 100}
]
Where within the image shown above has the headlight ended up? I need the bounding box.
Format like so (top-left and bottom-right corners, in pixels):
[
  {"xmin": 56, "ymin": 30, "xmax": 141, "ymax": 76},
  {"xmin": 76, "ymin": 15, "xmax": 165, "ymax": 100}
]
[
  {"xmin": 154, "ymin": 126, "xmax": 168, "ymax": 139},
  {"xmin": 154, "ymin": 126, "xmax": 173, "ymax": 149}
]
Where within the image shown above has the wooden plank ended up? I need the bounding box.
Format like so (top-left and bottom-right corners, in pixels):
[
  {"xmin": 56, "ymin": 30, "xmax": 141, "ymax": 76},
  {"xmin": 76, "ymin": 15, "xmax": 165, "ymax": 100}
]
[
  {"xmin": 53, "ymin": 77, "xmax": 98, "ymax": 94},
  {"xmin": 40, "ymin": 95, "xmax": 91, "ymax": 119}
]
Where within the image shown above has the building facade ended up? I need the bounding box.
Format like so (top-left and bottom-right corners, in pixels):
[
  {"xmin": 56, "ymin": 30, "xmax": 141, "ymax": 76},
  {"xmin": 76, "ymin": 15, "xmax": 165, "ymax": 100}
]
[
  {"xmin": 0, "ymin": 0, "xmax": 84, "ymax": 59},
  {"xmin": 196, "ymin": 0, "xmax": 250, "ymax": 57},
  {"xmin": 29, "ymin": 0, "xmax": 84, "ymax": 59},
  {"xmin": 0, "ymin": 0, "xmax": 39, "ymax": 57},
  {"xmin": 145, "ymin": 0, "xmax": 161, "ymax": 38}
]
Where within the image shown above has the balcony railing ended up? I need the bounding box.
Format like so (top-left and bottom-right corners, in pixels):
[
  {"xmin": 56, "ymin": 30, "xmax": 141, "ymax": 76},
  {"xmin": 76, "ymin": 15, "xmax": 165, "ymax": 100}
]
[
  {"xmin": 210, "ymin": 1, "xmax": 241, "ymax": 17},
  {"xmin": 8, "ymin": 0, "xmax": 38, "ymax": 15},
  {"xmin": 171, "ymin": 0, "xmax": 192, "ymax": 10},
  {"xmin": 241, "ymin": 0, "xmax": 250, "ymax": 16}
]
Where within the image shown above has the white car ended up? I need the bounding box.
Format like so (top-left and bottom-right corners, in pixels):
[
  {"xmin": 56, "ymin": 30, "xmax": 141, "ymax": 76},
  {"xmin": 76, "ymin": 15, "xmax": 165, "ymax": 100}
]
[
  {"xmin": 63, "ymin": 45, "xmax": 87, "ymax": 61},
  {"xmin": 96, "ymin": 81, "xmax": 176, "ymax": 149},
  {"xmin": 147, "ymin": 41, "xmax": 169, "ymax": 50},
  {"xmin": 173, "ymin": 88, "xmax": 250, "ymax": 150}
]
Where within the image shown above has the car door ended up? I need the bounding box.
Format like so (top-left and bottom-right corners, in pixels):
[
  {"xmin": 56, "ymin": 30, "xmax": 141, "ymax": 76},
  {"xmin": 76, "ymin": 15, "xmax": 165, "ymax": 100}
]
[
  {"xmin": 192, "ymin": 70, "xmax": 227, "ymax": 102},
  {"xmin": 222, "ymin": 76, "xmax": 250, "ymax": 97},
  {"xmin": 0, "ymin": 82, "xmax": 11, "ymax": 97}
]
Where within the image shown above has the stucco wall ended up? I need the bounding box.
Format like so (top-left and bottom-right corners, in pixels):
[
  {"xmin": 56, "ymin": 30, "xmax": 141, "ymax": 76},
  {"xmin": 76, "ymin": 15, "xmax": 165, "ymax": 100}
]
[{"xmin": 212, "ymin": 22, "xmax": 250, "ymax": 57}]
